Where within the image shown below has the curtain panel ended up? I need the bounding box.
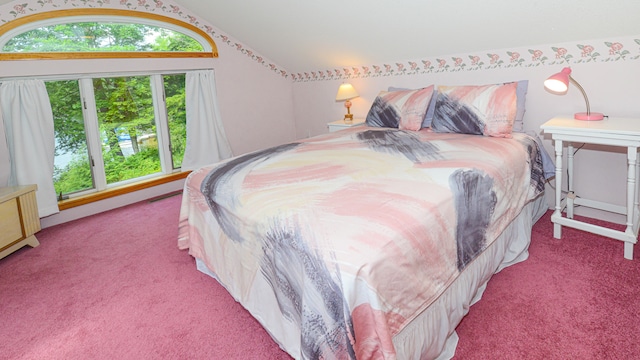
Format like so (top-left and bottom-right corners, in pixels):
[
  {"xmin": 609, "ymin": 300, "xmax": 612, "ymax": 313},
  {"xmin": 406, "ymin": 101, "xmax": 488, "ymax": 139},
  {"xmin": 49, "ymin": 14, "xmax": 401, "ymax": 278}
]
[
  {"xmin": 0, "ymin": 110, "xmax": 10, "ymax": 187},
  {"xmin": 0, "ymin": 80, "xmax": 59, "ymax": 217},
  {"xmin": 182, "ymin": 69, "xmax": 233, "ymax": 171}
]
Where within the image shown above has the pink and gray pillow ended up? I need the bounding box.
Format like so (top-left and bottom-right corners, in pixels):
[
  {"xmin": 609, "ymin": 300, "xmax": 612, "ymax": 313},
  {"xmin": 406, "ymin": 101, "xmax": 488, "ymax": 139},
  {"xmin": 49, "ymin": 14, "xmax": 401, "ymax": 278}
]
[
  {"xmin": 386, "ymin": 80, "xmax": 528, "ymax": 131},
  {"xmin": 430, "ymin": 82, "xmax": 518, "ymax": 138},
  {"xmin": 365, "ymin": 85, "xmax": 434, "ymax": 131}
]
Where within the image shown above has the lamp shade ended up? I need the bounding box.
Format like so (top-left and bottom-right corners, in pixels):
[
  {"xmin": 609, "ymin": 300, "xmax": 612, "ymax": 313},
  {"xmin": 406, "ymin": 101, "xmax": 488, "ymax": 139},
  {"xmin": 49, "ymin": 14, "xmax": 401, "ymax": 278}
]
[
  {"xmin": 544, "ymin": 67, "xmax": 571, "ymax": 94},
  {"xmin": 335, "ymin": 83, "xmax": 359, "ymax": 101}
]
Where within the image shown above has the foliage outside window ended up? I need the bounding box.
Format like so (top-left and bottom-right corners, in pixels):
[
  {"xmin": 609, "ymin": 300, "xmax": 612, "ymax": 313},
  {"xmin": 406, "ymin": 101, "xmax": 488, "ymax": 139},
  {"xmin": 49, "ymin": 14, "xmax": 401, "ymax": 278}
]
[
  {"xmin": 49, "ymin": 73, "xmax": 188, "ymax": 197},
  {"xmin": 3, "ymin": 23, "xmax": 203, "ymax": 53}
]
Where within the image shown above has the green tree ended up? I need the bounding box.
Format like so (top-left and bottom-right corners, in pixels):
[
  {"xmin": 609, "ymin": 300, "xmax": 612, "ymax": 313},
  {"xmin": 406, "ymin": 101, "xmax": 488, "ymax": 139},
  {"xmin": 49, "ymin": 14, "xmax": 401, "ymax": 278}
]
[
  {"xmin": 93, "ymin": 76, "xmax": 155, "ymax": 157},
  {"xmin": 164, "ymin": 74, "xmax": 187, "ymax": 168},
  {"xmin": 152, "ymin": 30, "xmax": 202, "ymax": 52},
  {"xmin": 46, "ymin": 80, "xmax": 85, "ymax": 154},
  {"xmin": 4, "ymin": 22, "xmax": 155, "ymax": 52}
]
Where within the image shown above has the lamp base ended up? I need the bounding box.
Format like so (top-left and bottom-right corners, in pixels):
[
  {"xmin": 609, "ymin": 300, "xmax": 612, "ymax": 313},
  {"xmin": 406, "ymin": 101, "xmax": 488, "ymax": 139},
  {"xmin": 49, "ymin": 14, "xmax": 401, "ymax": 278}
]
[
  {"xmin": 344, "ymin": 113, "xmax": 354, "ymax": 122},
  {"xmin": 574, "ymin": 112, "xmax": 604, "ymax": 121}
]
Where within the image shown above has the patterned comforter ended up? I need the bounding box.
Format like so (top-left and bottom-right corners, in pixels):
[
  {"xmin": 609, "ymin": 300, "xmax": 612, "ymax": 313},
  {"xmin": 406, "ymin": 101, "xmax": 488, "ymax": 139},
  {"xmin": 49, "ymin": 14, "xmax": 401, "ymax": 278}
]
[{"xmin": 178, "ymin": 127, "xmax": 545, "ymax": 359}]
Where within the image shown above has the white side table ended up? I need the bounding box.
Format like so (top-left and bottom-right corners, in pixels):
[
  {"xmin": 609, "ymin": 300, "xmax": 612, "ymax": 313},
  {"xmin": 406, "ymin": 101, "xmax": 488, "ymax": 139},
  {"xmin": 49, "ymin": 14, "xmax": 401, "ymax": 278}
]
[
  {"xmin": 541, "ymin": 116, "xmax": 640, "ymax": 260},
  {"xmin": 327, "ymin": 118, "xmax": 366, "ymax": 132}
]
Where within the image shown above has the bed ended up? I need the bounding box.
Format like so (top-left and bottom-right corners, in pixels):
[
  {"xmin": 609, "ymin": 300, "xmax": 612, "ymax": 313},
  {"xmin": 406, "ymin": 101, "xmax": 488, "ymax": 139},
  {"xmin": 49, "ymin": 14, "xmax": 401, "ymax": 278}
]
[{"xmin": 178, "ymin": 82, "xmax": 551, "ymax": 359}]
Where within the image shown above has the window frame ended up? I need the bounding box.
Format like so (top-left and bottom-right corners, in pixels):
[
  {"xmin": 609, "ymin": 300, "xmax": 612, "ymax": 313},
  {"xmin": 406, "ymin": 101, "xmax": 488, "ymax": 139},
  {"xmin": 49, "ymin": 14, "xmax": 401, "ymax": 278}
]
[
  {"xmin": 0, "ymin": 8, "xmax": 219, "ymax": 61},
  {"xmin": 44, "ymin": 71, "xmax": 190, "ymax": 200}
]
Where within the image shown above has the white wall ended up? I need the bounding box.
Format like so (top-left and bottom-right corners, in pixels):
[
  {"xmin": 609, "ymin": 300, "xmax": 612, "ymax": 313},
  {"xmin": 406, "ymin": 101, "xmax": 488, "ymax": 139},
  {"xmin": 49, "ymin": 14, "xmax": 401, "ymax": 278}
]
[{"xmin": 292, "ymin": 39, "xmax": 640, "ymax": 224}]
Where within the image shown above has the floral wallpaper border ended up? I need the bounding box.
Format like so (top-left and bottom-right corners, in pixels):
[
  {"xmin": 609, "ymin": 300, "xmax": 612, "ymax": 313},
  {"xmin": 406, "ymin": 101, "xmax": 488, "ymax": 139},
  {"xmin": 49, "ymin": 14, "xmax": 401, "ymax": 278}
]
[
  {"xmin": 291, "ymin": 37, "xmax": 640, "ymax": 82},
  {"xmin": 1, "ymin": 1, "xmax": 639, "ymax": 83},
  {"xmin": 0, "ymin": 0, "xmax": 290, "ymax": 78}
]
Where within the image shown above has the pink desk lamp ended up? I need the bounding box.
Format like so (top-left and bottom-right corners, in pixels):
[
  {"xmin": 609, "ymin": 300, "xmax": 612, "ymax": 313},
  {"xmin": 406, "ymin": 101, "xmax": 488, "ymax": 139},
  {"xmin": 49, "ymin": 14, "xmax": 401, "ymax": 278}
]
[{"xmin": 544, "ymin": 67, "xmax": 604, "ymax": 121}]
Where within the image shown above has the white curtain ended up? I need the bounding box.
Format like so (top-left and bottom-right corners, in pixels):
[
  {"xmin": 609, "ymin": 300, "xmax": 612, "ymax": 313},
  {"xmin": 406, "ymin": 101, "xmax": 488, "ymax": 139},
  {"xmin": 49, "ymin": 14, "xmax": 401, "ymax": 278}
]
[
  {"xmin": 0, "ymin": 110, "xmax": 10, "ymax": 187},
  {"xmin": 0, "ymin": 80, "xmax": 59, "ymax": 217},
  {"xmin": 182, "ymin": 70, "xmax": 233, "ymax": 171}
]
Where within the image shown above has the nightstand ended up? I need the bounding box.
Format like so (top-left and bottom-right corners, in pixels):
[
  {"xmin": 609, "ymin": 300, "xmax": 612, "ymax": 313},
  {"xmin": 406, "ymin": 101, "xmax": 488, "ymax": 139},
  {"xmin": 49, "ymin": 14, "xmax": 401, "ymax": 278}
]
[
  {"xmin": 540, "ymin": 116, "xmax": 640, "ymax": 260},
  {"xmin": 327, "ymin": 118, "xmax": 366, "ymax": 132},
  {"xmin": 0, "ymin": 185, "xmax": 40, "ymax": 260}
]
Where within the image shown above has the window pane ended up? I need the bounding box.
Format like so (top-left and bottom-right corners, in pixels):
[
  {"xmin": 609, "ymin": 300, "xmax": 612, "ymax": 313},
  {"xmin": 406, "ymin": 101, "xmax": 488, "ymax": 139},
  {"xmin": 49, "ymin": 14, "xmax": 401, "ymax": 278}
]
[
  {"xmin": 3, "ymin": 23, "xmax": 203, "ymax": 52},
  {"xmin": 163, "ymin": 74, "xmax": 187, "ymax": 169},
  {"xmin": 46, "ymin": 80, "xmax": 94, "ymax": 197},
  {"xmin": 93, "ymin": 76, "xmax": 161, "ymax": 185}
]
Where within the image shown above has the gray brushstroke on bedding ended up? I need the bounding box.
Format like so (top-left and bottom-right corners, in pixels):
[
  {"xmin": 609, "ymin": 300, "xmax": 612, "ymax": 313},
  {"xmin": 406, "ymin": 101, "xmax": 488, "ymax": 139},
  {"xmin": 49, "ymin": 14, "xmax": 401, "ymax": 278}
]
[
  {"xmin": 356, "ymin": 129, "xmax": 442, "ymax": 163},
  {"xmin": 516, "ymin": 135, "xmax": 546, "ymax": 194},
  {"xmin": 201, "ymin": 142, "xmax": 356, "ymax": 359},
  {"xmin": 522, "ymin": 130, "xmax": 556, "ymax": 180},
  {"xmin": 431, "ymin": 94, "xmax": 484, "ymax": 135},
  {"xmin": 449, "ymin": 169, "xmax": 497, "ymax": 270},
  {"xmin": 365, "ymin": 96, "xmax": 400, "ymax": 128},
  {"xmin": 260, "ymin": 220, "xmax": 356, "ymax": 360},
  {"xmin": 200, "ymin": 142, "xmax": 300, "ymax": 243}
]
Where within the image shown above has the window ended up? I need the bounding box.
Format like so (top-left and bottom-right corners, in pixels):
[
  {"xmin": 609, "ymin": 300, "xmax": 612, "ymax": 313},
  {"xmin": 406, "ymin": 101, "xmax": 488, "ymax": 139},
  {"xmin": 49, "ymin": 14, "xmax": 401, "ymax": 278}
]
[
  {"xmin": 0, "ymin": 9, "xmax": 218, "ymax": 60},
  {"xmin": 50, "ymin": 73, "xmax": 187, "ymax": 199},
  {"xmin": 0, "ymin": 9, "xmax": 223, "ymax": 208}
]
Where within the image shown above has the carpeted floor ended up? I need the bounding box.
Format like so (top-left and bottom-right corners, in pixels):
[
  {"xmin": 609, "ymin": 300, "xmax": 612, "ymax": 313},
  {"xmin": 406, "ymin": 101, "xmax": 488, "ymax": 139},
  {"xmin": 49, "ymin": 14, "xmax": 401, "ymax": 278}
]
[
  {"xmin": 1, "ymin": 194, "xmax": 639, "ymax": 359},
  {"xmin": 454, "ymin": 211, "xmax": 640, "ymax": 359},
  {"xmin": 0, "ymin": 194, "xmax": 290, "ymax": 360}
]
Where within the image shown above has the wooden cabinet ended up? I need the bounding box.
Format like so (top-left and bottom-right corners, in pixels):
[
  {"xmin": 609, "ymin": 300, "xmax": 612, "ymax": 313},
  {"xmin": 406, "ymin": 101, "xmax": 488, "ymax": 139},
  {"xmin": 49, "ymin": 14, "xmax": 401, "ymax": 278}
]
[{"xmin": 0, "ymin": 185, "xmax": 40, "ymax": 260}]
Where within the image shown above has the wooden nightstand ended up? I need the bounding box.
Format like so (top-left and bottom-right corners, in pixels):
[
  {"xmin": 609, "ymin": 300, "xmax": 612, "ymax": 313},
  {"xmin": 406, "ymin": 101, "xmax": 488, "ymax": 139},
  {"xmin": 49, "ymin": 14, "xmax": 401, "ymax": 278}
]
[
  {"xmin": 0, "ymin": 185, "xmax": 40, "ymax": 260},
  {"xmin": 327, "ymin": 118, "xmax": 366, "ymax": 132},
  {"xmin": 540, "ymin": 116, "xmax": 640, "ymax": 260}
]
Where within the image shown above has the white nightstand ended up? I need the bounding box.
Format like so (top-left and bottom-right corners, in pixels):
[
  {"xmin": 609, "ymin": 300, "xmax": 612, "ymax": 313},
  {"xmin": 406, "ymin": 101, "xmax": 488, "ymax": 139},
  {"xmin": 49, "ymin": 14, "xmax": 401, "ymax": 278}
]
[
  {"xmin": 327, "ymin": 118, "xmax": 366, "ymax": 132},
  {"xmin": 540, "ymin": 116, "xmax": 640, "ymax": 260}
]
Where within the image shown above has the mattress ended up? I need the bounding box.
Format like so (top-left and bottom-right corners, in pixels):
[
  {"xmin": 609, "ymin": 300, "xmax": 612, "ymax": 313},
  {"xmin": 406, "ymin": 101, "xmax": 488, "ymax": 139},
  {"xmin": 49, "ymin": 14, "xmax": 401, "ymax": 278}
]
[{"xmin": 178, "ymin": 127, "xmax": 547, "ymax": 359}]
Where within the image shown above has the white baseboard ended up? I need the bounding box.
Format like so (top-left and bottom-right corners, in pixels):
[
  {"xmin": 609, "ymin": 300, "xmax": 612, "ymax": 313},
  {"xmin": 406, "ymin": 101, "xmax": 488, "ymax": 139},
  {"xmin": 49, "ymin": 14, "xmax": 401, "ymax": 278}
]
[{"xmin": 40, "ymin": 179, "xmax": 185, "ymax": 229}]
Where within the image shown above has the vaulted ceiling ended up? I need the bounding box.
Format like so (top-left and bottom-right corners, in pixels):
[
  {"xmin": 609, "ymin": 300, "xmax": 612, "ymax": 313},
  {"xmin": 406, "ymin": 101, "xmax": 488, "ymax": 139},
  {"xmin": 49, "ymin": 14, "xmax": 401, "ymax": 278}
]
[
  {"xmin": 2, "ymin": 0, "xmax": 639, "ymax": 74},
  {"xmin": 174, "ymin": 0, "xmax": 640, "ymax": 73}
]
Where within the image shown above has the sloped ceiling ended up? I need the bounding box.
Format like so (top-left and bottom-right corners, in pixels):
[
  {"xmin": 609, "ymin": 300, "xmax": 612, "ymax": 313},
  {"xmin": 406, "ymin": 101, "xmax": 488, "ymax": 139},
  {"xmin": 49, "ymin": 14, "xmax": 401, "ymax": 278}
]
[
  {"xmin": 173, "ymin": 0, "xmax": 640, "ymax": 74},
  {"xmin": 1, "ymin": 0, "xmax": 639, "ymax": 74}
]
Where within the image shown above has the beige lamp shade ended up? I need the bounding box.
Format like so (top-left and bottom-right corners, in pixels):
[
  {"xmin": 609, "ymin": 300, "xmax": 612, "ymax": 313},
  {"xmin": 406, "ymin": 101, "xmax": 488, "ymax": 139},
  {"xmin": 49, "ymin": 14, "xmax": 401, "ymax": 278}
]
[{"xmin": 335, "ymin": 83, "xmax": 359, "ymax": 101}]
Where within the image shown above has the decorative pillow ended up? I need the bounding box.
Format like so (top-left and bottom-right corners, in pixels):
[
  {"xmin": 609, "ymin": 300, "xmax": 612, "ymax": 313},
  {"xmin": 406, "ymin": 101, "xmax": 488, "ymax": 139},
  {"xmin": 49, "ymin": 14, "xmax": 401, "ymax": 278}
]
[
  {"xmin": 430, "ymin": 82, "xmax": 518, "ymax": 138},
  {"xmin": 365, "ymin": 85, "xmax": 434, "ymax": 131},
  {"xmin": 422, "ymin": 89, "xmax": 439, "ymax": 128},
  {"xmin": 388, "ymin": 86, "xmax": 439, "ymax": 129},
  {"xmin": 513, "ymin": 80, "xmax": 528, "ymax": 133}
]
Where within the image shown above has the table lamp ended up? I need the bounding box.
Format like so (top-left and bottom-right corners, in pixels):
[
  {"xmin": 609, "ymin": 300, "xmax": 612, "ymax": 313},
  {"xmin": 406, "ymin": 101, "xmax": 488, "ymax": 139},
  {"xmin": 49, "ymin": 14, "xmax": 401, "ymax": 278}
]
[
  {"xmin": 335, "ymin": 83, "xmax": 359, "ymax": 122},
  {"xmin": 544, "ymin": 67, "xmax": 604, "ymax": 121}
]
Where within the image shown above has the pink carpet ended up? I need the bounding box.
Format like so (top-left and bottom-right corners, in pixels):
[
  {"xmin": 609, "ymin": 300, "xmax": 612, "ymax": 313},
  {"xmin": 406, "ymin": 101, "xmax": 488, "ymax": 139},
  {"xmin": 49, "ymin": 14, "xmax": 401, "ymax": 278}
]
[
  {"xmin": 454, "ymin": 211, "xmax": 640, "ymax": 359},
  {"xmin": 1, "ymin": 195, "xmax": 639, "ymax": 359}
]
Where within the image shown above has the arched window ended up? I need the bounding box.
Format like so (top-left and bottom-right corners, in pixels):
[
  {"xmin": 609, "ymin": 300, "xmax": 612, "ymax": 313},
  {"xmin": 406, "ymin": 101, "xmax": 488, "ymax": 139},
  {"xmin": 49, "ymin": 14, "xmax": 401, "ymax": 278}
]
[
  {"xmin": 0, "ymin": 9, "xmax": 225, "ymax": 211},
  {"xmin": 0, "ymin": 9, "xmax": 218, "ymax": 60}
]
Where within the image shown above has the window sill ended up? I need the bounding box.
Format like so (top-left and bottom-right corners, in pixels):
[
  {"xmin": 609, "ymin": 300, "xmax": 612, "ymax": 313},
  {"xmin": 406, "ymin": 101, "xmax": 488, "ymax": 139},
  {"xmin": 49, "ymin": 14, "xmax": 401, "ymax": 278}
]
[{"xmin": 57, "ymin": 171, "xmax": 190, "ymax": 211}]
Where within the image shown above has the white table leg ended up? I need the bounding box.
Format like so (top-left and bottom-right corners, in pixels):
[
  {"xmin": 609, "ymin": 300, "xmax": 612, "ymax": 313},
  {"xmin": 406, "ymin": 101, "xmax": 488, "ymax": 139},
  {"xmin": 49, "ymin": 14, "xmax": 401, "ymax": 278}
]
[
  {"xmin": 635, "ymin": 149, "xmax": 640, "ymax": 223},
  {"xmin": 567, "ymin": 143, "xmax": 575, "ymax": 219},
  {"xmin": 553, "ymin": 139, "xmax": 563, "ymax": 239},
  {"xmin": 625, "ymin": 147, "xmax": 638, "ymax": 260}
]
